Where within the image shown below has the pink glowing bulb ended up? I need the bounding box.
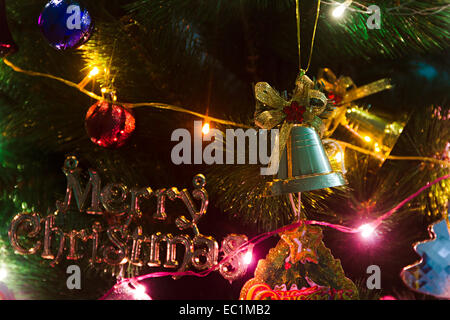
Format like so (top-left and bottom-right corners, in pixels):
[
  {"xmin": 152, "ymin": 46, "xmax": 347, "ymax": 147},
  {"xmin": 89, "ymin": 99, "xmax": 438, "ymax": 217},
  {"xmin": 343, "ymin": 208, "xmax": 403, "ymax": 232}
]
[
  {"xmin": 243, "ymin": 251, "xmax": 253, "ymax": 265},
  {"xmin": 130, "ymin": 282, "xmax": 151, "ymax": 300},
  {"xmin": 358, "ymin": 223, "xmax": 376, "ymax": 239}
]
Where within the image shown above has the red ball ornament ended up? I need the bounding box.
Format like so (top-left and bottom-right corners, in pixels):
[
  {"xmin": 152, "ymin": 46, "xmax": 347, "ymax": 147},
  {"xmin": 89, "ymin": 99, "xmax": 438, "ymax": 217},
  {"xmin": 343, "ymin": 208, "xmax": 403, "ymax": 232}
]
[{"xmin": 85, "ymin": 100, "xmax": 135, "ymax": 148}]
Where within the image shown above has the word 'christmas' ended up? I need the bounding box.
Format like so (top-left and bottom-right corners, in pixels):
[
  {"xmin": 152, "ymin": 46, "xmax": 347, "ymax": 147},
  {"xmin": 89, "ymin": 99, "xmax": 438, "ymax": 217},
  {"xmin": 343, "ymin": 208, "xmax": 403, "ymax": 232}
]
[{"xmin": 9, "ymin": 157, "xmax": 250, "ymax": 281}]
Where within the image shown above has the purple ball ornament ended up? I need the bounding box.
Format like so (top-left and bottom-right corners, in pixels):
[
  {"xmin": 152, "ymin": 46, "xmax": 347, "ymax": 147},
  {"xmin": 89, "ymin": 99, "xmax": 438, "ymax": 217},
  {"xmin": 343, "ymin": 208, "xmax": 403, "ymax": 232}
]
[{"xmin": 38, "ymin": 0, "xmax": 94, "ymax": 50}]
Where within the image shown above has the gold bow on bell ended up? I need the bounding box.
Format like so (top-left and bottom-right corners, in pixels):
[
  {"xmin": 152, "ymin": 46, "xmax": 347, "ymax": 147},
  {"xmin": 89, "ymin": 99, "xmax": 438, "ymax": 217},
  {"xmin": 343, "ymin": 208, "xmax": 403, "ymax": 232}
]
[
  {"xmin": 254, "ymin": 70, "xmax": 329, "ymax": 161},
  {"xmin": 317, "ymin": 68, "xmax": 393, "ymax": 137}
]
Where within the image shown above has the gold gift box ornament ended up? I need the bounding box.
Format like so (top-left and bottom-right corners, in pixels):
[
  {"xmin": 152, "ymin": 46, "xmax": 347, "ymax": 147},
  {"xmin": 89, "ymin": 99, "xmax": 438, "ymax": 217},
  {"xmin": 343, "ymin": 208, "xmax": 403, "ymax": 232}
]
[{"xmin": 317, "ymin": 68, "xmax": 407, "ymax": 164}]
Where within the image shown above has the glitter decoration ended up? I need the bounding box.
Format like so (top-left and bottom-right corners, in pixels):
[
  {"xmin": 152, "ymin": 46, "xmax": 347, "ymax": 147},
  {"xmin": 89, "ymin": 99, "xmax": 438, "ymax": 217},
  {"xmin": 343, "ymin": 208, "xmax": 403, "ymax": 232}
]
[
  {"xmin": 401, "ymin": 219, "xmax": 450, "ymax": 299},
  {"xmin": 38, "ymin": 0, "xmax": 93, "ymax": 50},
  {"xmin": 85, "ymin": 100, "xmax": 136, "ymax": 148}
]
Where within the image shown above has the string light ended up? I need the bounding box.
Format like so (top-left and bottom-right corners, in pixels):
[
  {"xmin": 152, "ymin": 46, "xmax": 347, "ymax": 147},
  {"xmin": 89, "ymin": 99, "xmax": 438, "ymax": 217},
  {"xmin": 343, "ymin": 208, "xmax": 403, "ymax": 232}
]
[
  {"xmin": 332, "ymin": 0, "xmax": 352, "ymax": 18},
  {"xmin": 100, "ymin": 87, "xmax": 118, "ymax": 102},
  {"xmin": 202, "ymin": 122, "xmax": 210, "ymax": 135},
  {"xmin": 101, "ymin": 280, "xmax": 152, "ymax": 300},
  {"xmin": 334, "ymin": 151, "xmax": 342, "ymax": 163},
  {"xmin": 1, "ymin": 59, "xmax": 449, "ymax": 167},
  {"xmin": 374, "ymin": 143, "xmax": 381, "ymax": 153},
  {"xmin": 358, "ymin": 223, "xmax": 376, "ymax": 239},
  {"xmin": 324, "ymin": 0, "xmax": 449, "ymax": 16},
  {"xmin": 78, "ymin": 67, "xmax": 101, "ymax": 89},
  {"xmin": 0, "ymin": 266, "xmax": 7, "ymax": 281},
  {"xmin": 128, "ymin": 281, "xmax": 151, "ymax": 300},
  {"xmin": 89, "ymin": 67, "xmax": 100, "ymax": 77},
  {"xmin": 364, "ymin": 135, "xmax": 372, "ymax": 142},
  {"xmin": 243, "ymin": 252, "xmax": 252, "ymax": 265},
  {"xmin": 243, "ymin": 245, "xmax": 254, "ymax": 265},
  {"xmin": 96, "ymin": 173, "xmax": 449, "ymax": 290}
]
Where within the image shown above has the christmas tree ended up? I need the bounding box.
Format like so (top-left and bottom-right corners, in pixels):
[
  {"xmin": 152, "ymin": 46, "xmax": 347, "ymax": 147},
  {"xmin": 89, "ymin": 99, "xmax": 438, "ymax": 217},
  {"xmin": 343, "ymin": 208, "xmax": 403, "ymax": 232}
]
[{"xmin": 0, "ymin": 0, "xmax": 448, "ymax": 300}]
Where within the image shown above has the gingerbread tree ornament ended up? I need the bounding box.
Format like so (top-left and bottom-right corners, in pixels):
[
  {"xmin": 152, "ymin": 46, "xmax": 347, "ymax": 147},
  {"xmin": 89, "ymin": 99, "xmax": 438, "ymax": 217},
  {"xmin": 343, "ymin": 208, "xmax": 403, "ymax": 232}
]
[{"xmin": 240, "ymin": 223, "xmax": 358, "ymax": 300}]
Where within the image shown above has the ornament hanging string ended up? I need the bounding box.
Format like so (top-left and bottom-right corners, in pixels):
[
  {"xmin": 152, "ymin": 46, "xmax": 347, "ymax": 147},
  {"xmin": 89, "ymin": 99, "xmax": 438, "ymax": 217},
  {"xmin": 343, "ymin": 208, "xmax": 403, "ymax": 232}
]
[
  {"xmin": 100, "ymin": 173, "xmax": 450, "ymax": 299},
  {"xmin": 331, "ymin": 138, "xmax": 450, "ymax": 167},
  {"xmin": 295, "ymin": 0, "xmax": 321, "ymax": 72},
  {"xmin": 1, "ymin": 58, "xmax": 448, "ymax": 167}
]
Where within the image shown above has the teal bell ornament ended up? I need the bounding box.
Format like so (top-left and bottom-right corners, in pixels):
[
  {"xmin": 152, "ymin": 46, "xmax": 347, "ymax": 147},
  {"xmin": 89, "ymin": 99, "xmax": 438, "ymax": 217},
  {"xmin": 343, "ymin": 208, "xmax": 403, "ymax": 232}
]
[
  {"xmin": 269, "ymin": 125, "xmax": 347, "ymax": 195},
  {"xmin": 254, "ymin": 70, "xmax": 347, "ymax": 196}
]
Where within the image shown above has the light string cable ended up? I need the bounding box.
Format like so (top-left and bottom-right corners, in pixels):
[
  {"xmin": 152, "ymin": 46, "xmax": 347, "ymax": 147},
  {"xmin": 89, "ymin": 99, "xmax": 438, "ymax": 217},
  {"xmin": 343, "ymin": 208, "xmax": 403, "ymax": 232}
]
[
  {"xmin": 322, "ymin": 0, "xmax": 450, "ymax": 15},
  {"xmin": 1, "ymin": 59, "xmax": 449, "ymax": 167},
  {"xmin": 99, "ymin": 173, "xmax": 449, "ymax": 297},
  {"xmin": 331, "ymin": 138, "xmax": 450, "ymax": 167},
  {"xmin": 1, "ymin": 58, "xmax": 251, "ymax": 129}
]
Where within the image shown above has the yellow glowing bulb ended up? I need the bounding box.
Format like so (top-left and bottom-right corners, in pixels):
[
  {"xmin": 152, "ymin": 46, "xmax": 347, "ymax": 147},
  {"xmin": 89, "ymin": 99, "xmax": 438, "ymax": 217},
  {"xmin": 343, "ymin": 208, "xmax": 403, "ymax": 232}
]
[
  {"xmin": 374, "ymin": 143, "xmax": 381, "ymax": 153},
  {"xmin": 332, "ymin": 1, "xmax": 352, "ymax": 18},
  {"xmin": 101, "ymin": 88, "xmax": 107, "ymax": 93},
  {"xmin": 332, "ymin": 4, "xmax": 346, "ymax": 17},
  {"xmin": 364, "ymin": 136, "xmax": 372, "ymax": 142},
  {"xmin": 89, "ymin": 67, "xmax": 100, "ymax": 77},
  {"xmin": 334, "ymin": 152, "xmax": 342, "ymax": 163},
  {"xmin": 202, "ymin": 123, "xmax": 210, "ymax": 135}
]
